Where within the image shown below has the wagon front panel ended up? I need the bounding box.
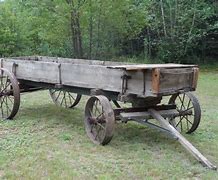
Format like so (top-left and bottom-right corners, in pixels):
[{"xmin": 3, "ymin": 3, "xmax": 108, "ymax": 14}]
[{"xmin": 151, "ymin": 67, "xmax": 199, "ymax": 95}]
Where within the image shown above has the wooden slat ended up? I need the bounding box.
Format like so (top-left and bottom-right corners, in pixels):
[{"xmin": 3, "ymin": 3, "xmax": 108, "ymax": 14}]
[
  {"xmin": 120, "ymin": 109, "xmax": 179, "ymax": 120},
  {"xmin": 2, "ymin": 59, "xmax": 60, "ymax": 84},
  {"xmin": 10, "ymin": 56, "xmax": 129, "ymax": 66},
  {"xmin": 192, "ymin": 68, "xmax": 199, "ymax": 89},
  {"xmin": 152, "ymin": 68, "xmax": 160, "ymax": 94},
  {"xmin": 148, "ymin": 109, "xmax": 217, "ymax": 170},
  {"xmin": 61, "ymin": 63, "xmax": 123, "ymax": 92},
  {"xmin": 107, "ymin": 64, "xmax": 198, "ymax": 71},
  {"xmin": 158, "ymin": 68, "xmax": 193, "ymax": 93}
]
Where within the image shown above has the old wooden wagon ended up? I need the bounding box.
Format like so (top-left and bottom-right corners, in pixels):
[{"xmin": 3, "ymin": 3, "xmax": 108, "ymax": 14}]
[{"xmin": 0, "ymin": 56, "xmax": 216, "ymax": 169}]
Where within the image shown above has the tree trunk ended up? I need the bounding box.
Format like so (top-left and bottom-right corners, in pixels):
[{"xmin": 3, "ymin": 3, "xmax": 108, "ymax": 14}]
[
  {"xmin": 89, "ymin": 0, "xmax": 93, "ymax": 59},
  {"xmin": 96, "ymin": 1, "xmax": 102, "ymax": 58},
  {"xmin": 160, "ymin": 0, "xmax": 167, "ymax": 37},
  {"xmin": 67, "ymin": 0, "xmax": 83, "ymax": 58}
]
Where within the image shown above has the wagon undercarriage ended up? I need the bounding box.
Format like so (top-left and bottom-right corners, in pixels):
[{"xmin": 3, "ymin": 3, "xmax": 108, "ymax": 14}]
[{"xmin": 0, "ymin": 56, "xmax": 216, "ymax": 170}]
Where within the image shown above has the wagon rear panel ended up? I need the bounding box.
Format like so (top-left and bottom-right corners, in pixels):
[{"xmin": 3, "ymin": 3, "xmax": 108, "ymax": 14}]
[{"xmin": 2, "ymin": 59, "xmax": 60, "ymax": 84}]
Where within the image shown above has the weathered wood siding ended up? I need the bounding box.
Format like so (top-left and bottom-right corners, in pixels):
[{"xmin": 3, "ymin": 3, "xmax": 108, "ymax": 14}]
[
  {"xmin": 0, "ymin": 57, "xmax": 197, "ymax": 97},
  {"xmin": 61, "ymin": 63, "xmax": 124, "ymax": 92},
  {"xmin": 1, "ymin": 59, "xmax": 60, "ymax": 84}
]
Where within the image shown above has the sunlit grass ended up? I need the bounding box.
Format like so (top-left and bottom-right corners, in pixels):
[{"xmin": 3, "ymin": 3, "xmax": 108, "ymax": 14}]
[{"xmin": 0, "ymin": 69, "xmax": 218, "ymax": 179}]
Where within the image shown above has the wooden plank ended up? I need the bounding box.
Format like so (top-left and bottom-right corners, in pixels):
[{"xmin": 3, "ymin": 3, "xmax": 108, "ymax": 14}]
[
  {"xmin": 10, "ymin": 56, "xmax": 129, "ymax": 66},
  {"xmin": 2, "ymin": 59, "xmax": 60, "ymax": 84},
  {"xmin": 148, "ymin": 109, "xmax": 217, "ymax": 170},
  {"xmin": 107, "ymin": 64, "xmax": 198, "ymax": 71},
  {"xmin": 61, "ymin": 63, "xmax": 123, "ymax": 92},
  {"xmin": 192, "ymin": 67, "xmax": 199, "ymax": 89},
  {"xmin": 120, "ymin": 109, "xmax": 179, "ymax": 120},
  {"xmin": 158, "ymin": 68, "xmax": 193, "ymax": 93},
  {"xmin": 152, "ymin": 68, "xmax": 160, "ymax": 94},
  {"xmin": 125, "ymin": 70, "xmax": 145, "ymax": 95}
]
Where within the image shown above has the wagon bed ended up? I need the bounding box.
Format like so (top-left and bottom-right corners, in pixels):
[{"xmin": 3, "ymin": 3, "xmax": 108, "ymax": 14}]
[
  {"xmin": 1, "ymin": 56, "xmax": 198, "ymax": 98},
  {"xmin": 0, "ymin": 56, "xmax": 216, "ymax": 170}
]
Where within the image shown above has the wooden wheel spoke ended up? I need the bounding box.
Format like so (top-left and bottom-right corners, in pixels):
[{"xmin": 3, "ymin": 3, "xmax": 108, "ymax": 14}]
[
  {"xmin": 63, "ymin": 92, "xmax": 68, "ymax": 107},
  {"xmin": 94, "ymin": 101, "xmax": 101, "ymax": 116},
  {"xmin": 68, "ymin": 92, "xmax": 73, "ymax": 105},
  {"xmin": 0, "ymin": 77, "xmax": 3, "ymax": 91},
  {"xmin": 3, "ymin": 96, "xmax": 11, "ymax": 116},
  {"xmin": 178, "ymin": 94, "xmax": 186, "ymax": 110},
  {"xmin": 183, "ymin": 115, "xmax": 193, "ymax": 125},
  {"xmin": 60, "ymin": 92, "xmax": 65, "ymax": 106},
  {"xmin": 184, "ymin": 106, "xmax": 194, "ymax": 112},
  {"xmin": 54, "ymin": 90, "xmax": 62, "ymax": 102},
  {"xmin": 94, "ymin": 100, "xmax": 98, "ymax": 115},
  {"xmin": 0, "ymin": 96, "xmax": 5, "ymax": 117},
  {"xmin": 1, "ymin": 81, "xmax": 11, "ymax": 93},
  {"xmin": 94, "ymin": 125, "xmax": 101, "ymax": 140},
  {"xmin": 187, "ymin": 99, "xmax": 191, "ymax": 109},
  {"xmin": 89, "ymin": 108, "xmax": 94, "ymax": 117},
  {"xmin": 68, "ymin": 93, "xmax": 76, "ymax": 101},
  {"xmin": 176, "ymin": 115, "xmax": 185, "ymax": 127},
  {"xmin": 90, "ymin": 124, "xmax": 95, "ymax": 133},
  {"xmin": 96, "ymin": 112, "xmax": 104, "ymax": 120},
  {"xmin": 96, "ymin": 122, "xmax": 106, "ymax": 130},
  {"xmin": 51, "ymin": 89, "xmax": 58, "ymax": 94}
]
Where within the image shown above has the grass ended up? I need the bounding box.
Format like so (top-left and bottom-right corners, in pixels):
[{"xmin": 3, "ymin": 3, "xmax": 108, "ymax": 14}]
[{"xmin": 0, "ymin": 69, "xmax": 218, "ymax": 179}]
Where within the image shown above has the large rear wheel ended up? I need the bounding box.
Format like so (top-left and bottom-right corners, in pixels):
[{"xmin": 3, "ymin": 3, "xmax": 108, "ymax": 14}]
[{"xmin": 0, "ymin": 68, "xmax": 20, "ymax": 119}]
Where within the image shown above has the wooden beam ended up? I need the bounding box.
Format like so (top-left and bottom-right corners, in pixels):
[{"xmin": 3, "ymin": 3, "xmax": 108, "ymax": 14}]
[{"xmin": 148, "ymin": 109, "xmax": 217, "ymax": 170}]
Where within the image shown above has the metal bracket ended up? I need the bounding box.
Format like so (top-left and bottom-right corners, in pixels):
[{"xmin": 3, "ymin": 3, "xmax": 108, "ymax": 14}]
[
  {"xmin": 121, "ymin": 74, "xmax": 131, "ymax": 94},
  {"xmin": 12, "ymin": 63, "xmax": 18, "ymax": 76}
]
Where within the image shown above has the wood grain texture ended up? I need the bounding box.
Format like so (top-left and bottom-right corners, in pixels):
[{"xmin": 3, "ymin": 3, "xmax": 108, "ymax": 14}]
[
  {"xmin": 148, "ymin": 109, "xmax": 217, "ymax": 170},
  {"xmin": 2, "ymin": 59, "xmax": 60, "ymax": 84},
  {"xmin": 152, "ymin": 68, "xmax": 160, "ymax": 94},
  {"xmin": 108, "ymin": 64, "xmax": 198, "ymax": 70},
  {"xmin": 192, "ymin": 67, "xmax": 199, "ymax": 89}
]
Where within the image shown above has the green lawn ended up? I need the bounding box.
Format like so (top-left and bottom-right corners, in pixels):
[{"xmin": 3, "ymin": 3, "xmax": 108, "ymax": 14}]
[{"xmin": 0, "ymin": 69, "xmax": 218, "ymax": 179}]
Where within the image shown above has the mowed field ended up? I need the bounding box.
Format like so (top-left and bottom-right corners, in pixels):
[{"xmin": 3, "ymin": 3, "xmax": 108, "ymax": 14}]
[{"xmin": 0, "ymin": 68, "xmax": 218, "ymax": 179}]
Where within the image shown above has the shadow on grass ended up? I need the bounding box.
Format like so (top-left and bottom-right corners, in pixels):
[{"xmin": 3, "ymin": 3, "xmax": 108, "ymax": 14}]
[{"xmin": 18, "ymin": 102, "xmax": 179, "ymax": 150}]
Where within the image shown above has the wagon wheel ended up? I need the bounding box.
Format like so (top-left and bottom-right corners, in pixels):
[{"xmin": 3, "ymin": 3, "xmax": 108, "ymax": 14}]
[
  {"xmin": 0, "ymin": 68, "xmax": 20, "ymax": 119},
  {"xmin": 168, "ymin": 92, "xmax": 201, "ymax": 134},
  {"xmin": 85, "ymin": 95, "xmax": 115, "ymax": 145},
  {"xmin": 49, "ymin": 89, "xmax": 81, "ymax": 108}
]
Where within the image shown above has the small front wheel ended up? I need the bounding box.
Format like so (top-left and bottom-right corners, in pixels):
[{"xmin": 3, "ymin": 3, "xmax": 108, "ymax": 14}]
[
  {"xmin": 85, "ymin": 95, "xmax": 115, "ymax": 145},
  {"xmin": 49, "ymin": 89, "xmax": 81, "ymax": 108},
  {"xmin": 168, "ymin": 92, "xmax": 201, "ymax": 134}
]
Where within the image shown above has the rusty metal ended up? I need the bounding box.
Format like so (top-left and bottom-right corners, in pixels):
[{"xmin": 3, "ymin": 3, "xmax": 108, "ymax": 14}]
[
  {"xmin": 0, "ymin": 68, "xmax": 20, "ymax": 119},
  {"xmin": 84, "ymin": 95, "xmax": 115, "ymax": 145},
  {"xmin": 49, "ymin": 89, "xmax": 81, "ymax": 108},
  {"xmin": 168, "ymin": 92, "xmax": 201, "ymax": 133},
  {"xmin": 121, "ymin": 74, "xmax": 131, "ymax": 94}
]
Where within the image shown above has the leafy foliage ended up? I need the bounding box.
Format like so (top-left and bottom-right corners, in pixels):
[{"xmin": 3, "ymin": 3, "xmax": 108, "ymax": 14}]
[{"xmin": 0, "ymin": 0, "xmax": 217, "ymax": 63}]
